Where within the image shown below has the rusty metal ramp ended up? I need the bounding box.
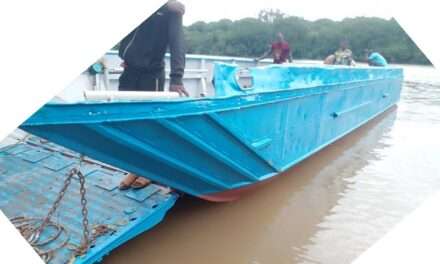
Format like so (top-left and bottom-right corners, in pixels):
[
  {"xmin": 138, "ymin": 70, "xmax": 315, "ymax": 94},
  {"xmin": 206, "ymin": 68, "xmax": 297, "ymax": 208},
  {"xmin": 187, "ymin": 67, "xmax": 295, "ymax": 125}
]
[{"xmin": 0, "ymin": 137, "xmax": 178, "ymax": 264}]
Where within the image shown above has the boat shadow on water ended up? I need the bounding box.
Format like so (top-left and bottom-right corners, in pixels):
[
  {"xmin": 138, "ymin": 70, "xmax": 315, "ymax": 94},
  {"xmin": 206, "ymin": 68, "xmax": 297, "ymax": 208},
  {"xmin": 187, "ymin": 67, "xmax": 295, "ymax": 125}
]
[{"xmin": 105, "ymin": 106, "xmax": 398, "ymax": 264}]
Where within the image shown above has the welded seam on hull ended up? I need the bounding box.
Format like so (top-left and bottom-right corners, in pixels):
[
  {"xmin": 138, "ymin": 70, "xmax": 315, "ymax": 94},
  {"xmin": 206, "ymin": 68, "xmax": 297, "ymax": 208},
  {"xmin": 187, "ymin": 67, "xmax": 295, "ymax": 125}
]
[
  {"xmin": 206, "ymin": 113, "xmax": 281, "ymax": 173},
  {"xmin": 88, "ymin": 124, "xmax": 230, "ymax": 190},
  {"xmin": 332, "ymin": 100, "xmax": 374, "ymax": 118},
  {"xmin": 157, "ymin": 119, "xmax": 260, "ymax": 182},
  {"xmin": 279, "ymin": 101, "xmax": 398, "ymax": 172}
]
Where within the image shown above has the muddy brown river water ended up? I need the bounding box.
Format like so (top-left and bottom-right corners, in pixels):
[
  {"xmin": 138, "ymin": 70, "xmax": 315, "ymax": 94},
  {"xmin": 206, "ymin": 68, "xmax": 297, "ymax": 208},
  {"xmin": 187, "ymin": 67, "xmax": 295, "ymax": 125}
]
[
  {"xmin": 103, "ymin": 65, "xmax": 440, "ymax": 264},
  {"xmin": 4, "ymin": 65, "xmax": 438, "ymax": 264}
]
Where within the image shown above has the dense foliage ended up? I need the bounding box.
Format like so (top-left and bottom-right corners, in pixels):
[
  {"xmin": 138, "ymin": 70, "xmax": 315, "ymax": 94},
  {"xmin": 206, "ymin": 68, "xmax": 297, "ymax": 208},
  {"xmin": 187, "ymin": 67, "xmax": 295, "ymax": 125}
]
[{"xmin": 184, "ymin": 10, "xmax": 430, "ymax": 65}]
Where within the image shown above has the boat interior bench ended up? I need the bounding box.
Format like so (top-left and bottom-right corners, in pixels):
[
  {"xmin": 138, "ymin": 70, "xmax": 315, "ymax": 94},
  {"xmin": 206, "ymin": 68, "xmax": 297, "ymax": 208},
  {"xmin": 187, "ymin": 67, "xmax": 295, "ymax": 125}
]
[{"xmin": 0, "ymin": 137, "xmax": 178, "ymax": 264}]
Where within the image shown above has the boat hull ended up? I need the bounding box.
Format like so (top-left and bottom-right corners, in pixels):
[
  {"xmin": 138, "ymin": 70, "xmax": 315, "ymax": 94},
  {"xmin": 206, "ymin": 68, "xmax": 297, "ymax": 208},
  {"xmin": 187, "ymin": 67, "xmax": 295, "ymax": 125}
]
[{"xmin": 21, "ymin": 66, "xmax": 403, "ymax": 201}]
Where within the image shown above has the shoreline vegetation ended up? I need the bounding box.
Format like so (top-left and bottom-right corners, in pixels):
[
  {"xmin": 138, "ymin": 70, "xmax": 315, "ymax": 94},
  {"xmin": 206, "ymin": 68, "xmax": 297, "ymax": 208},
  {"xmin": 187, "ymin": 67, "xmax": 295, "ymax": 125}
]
[{"xmin": 183, "ymin": 10, "xmax": 431, "ymax": 65}]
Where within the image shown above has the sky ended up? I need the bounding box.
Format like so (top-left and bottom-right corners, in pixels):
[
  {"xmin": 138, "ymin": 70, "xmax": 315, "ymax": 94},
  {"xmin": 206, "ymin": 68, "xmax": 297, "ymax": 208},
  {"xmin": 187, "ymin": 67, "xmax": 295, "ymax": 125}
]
[{"xmin": 182, "ymin": 0, "xmax": 392, "ymax": 25}]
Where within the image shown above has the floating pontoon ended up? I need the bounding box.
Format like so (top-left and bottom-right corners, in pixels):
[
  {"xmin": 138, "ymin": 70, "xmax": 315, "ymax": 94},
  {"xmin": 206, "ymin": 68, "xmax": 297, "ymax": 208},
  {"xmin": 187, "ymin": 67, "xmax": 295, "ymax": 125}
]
[{"xmin": 0, "ymin": 137, "xmax": 177, "ymax": 264}]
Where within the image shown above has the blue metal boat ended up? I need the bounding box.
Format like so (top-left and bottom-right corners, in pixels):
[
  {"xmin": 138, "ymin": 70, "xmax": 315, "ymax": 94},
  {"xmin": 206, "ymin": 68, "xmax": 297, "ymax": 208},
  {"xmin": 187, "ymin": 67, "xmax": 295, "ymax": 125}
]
[{"xmin": 20, "ymin": 63, "xmax": 403, "ymax": 201}]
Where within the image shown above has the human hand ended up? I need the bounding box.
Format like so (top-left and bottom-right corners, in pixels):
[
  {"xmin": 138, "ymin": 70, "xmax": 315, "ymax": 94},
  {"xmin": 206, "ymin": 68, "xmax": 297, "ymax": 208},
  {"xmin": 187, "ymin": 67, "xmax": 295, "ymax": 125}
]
[{"xmin": 170, "ymin": 84, "xmax": 189, "ymax": 97}]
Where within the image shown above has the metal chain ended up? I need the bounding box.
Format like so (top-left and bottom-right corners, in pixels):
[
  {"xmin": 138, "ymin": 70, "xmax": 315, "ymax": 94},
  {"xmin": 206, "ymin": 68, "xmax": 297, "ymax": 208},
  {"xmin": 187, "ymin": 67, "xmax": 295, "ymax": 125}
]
[
  {"xmin": 8, "ymin": 137, "xmax": 114, "ymax": 262},
  {"xmin": 11, "ymin": 216, "xmax": 69, "ymax": 263},
  {"xmin": 11, "ymin": 154, "xmax": 94, "ymax": 262},
  {"xmin": 33, "ymin": 169, "xmax": 76, "ymax": 242},
  {"xmin": 73, "ymin": 157, "xmax": 91, "ymax": 256}
]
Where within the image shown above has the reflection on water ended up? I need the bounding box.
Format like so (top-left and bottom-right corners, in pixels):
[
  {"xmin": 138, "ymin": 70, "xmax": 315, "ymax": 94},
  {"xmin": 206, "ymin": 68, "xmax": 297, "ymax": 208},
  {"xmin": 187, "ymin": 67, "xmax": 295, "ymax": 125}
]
[{"xmin": 106, "ymin": 65, "xmax": 440, "ymax": 264}]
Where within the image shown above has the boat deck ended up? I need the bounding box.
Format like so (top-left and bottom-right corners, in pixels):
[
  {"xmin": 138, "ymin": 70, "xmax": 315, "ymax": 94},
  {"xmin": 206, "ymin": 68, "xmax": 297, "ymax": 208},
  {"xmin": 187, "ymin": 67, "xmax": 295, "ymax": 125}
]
[{"xmin": 0, "ymin": 137, "xmax": 178, "ymax": 264}]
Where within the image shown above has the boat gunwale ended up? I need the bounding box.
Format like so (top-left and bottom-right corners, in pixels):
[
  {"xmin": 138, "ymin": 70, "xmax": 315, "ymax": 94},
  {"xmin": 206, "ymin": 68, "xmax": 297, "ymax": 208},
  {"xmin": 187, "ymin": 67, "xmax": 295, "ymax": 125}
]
[
  {"xmin": 23, "ymin": 75, "xmax": 403, "ymax": 126},
  {"xmin": 62, "ymin": 74, "xmax": 404, "ymax": 106}
]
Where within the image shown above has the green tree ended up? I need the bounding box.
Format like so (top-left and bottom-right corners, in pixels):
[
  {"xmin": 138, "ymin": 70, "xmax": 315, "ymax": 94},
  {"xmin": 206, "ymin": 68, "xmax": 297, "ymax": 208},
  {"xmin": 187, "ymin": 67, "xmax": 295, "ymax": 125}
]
[{"xmin": 115, "ymin": 10, "xmax": 431, "ymax": 65}]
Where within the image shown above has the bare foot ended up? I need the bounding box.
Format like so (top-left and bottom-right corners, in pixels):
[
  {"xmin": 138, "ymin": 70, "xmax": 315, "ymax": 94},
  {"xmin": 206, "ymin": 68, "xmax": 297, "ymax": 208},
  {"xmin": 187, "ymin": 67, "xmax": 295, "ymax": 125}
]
[
  {"xmin": 131, "ymin": 177, "xmax": 151, "ymax": 189},
  {"xmin": 119, "ymin": 173, "xmax": 138, "ymax": 190}
]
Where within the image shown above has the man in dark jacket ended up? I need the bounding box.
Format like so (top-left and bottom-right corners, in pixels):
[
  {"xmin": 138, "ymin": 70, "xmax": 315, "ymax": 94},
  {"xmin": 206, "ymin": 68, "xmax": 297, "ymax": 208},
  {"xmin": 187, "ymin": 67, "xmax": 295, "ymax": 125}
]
[
  {"xmin": 118, "ymin": 0, "xmax": 188, "ymax": 96},
  {"xmin": 118, "ymin": 0, "xmax": 187, "ymax": 190}
]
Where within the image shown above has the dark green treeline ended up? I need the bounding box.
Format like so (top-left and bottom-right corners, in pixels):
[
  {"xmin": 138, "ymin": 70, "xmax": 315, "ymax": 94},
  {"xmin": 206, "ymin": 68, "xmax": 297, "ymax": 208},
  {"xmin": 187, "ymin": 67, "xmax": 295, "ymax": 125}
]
[{"xmin": 184, "ymin": 10, "xmax": 430, "ymax": 65}]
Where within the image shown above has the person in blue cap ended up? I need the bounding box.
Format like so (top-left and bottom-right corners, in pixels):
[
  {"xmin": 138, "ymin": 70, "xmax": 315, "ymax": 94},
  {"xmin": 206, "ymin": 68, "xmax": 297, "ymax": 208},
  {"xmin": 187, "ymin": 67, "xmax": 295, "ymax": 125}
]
[{"xmin": 365, "ymin": 49, "xmax": 388, "ymax": 67}]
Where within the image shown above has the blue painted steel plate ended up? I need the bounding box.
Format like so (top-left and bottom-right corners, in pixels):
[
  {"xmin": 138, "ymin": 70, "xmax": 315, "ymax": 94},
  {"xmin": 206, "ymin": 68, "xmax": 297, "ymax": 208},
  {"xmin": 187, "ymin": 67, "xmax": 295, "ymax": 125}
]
[
  {"xmin": 5, "ymin": 143, "xmax": 30, "ymax": 155},
  {"xmin": 16, "ymin": 148, "xmax": 52, "ymax": 163},
  {"xmin": 92, "ymin": 170, "xmax": 126, "ymax": 191},
  {"xmin": 125, "ymin": 185, "xmax": 162, "ymax": 203},
  {"xmin": 0, "ymin": 139, "xmax": 178, "ymax": 264},
  {"xmin": 40, "ymin": 154, "xmax": 75, "ymax": 171}
]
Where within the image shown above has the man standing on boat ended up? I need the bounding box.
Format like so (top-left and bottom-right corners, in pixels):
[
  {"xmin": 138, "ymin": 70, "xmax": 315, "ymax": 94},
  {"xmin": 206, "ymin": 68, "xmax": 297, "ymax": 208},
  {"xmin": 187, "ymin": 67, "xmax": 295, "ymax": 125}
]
[
  {"xmin": 118, "ymin": 0, "xmax": 188, "ymax": 190},
  {"xmin": 255, "ymin": 32, "xmax": 293, "ymax": 64},
  {"xmin": 118, "ymin": 0, "xmax": 188, "ymax": 96}
]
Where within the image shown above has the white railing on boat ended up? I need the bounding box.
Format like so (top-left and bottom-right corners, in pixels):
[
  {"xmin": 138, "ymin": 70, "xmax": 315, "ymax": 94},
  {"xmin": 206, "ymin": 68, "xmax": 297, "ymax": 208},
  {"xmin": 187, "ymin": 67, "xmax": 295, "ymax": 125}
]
[
  {"xmin": 101, "ymin": 68, "xmax": 209, "ymax": 97},
  {"xmin": 84, "ymin": 90, "xmax": 181, "ymax": 101},
  {"xmin": 59, "ymin": 53, "xmax": 275, "ymax": 102}
]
